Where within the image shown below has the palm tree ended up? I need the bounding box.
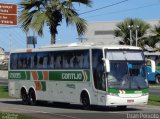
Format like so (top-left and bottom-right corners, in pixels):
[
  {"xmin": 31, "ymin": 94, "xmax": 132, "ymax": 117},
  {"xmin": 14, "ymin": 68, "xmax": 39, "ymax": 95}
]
[
  {"xmin": 114, "ymin": 18, "xmax": 150, "ymax": 48},
  {"xmin": 19, "ymin": 0, "xmax": 92, "ymax": 44},
  {"xmin": 145, "ymin": 21, "xmax": 160, "ymax": 48}
]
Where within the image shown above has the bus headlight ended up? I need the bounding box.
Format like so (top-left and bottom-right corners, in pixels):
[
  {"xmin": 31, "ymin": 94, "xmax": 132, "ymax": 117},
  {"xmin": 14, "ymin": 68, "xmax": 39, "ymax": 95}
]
[{"xmin": 109, "ymin": 93, "xmax": 119, "ymax": 96}]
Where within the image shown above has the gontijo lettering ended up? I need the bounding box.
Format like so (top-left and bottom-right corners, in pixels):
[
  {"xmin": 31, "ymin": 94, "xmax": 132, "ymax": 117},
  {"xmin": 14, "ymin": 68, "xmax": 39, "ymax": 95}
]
[{"xmin": 62, "ymin": 73, "xmax": 82, "ymax": 80}]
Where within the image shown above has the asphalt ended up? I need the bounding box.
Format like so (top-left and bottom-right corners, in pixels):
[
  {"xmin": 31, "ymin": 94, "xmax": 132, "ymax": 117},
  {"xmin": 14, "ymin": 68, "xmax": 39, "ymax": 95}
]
[
  {"xmin": 149, "ymin": 86, "xmax": 160, "ymax": 95},
  {"xmin": 0, "ymin": 99, "xmax": 160, "ymax": 119}
]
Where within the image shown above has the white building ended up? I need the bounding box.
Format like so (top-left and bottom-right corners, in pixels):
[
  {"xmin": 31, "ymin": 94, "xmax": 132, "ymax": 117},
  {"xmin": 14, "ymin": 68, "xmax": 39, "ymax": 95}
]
[
  {"xmin": 0, "ymin": 48, "xmax": 5, "ymax": 61},
  {"xmin": 84, "ymin": 19, "xmax": 159, "ymax": 45},
  {"xmin": 0, "ymin": 47, "xmax": 8, "ymax": 65}
]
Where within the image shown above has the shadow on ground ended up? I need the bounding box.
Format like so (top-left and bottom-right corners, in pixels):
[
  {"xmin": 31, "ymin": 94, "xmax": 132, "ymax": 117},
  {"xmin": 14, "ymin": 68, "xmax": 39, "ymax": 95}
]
[{"xmin": 1, "ymin": 100, "xmax": 141, "ymax": 112}]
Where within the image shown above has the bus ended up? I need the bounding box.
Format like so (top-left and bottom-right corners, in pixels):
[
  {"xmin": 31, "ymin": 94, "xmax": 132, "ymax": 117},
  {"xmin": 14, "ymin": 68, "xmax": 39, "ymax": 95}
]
[
  {"xmin": 144, "ymin": 51, "xmax": 160, "ymax": 84},
  {"xmin": 8, "ymin": 43, "xmax": 153, "ymax": 109}
]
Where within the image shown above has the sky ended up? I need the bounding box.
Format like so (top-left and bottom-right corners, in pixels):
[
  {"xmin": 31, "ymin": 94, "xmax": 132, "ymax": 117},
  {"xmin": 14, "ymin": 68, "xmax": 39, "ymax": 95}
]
[{"xmin": 0, "ymin": 0, "xmax": 160, "ymax": 51}]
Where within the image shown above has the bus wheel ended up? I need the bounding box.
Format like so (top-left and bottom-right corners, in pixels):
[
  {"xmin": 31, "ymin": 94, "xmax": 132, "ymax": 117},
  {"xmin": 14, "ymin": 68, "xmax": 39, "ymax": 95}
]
[
  {"xmin": 155, "ymin": 75, "xmax": 160, "ymax": 84},
  {"xmin": 117, "ymin": 106, "xmax": 127, "ymax": 110},
  {"xmin": 21, "ymin": 89, "xmax": 29, "ymax": 105},
  {"xmin": 28, "ymin": 89, "xmax": 36, "ymax": 106},
  {"xmin": 81, "ymin": 92, "xmax": 90, "ymax": 110}
]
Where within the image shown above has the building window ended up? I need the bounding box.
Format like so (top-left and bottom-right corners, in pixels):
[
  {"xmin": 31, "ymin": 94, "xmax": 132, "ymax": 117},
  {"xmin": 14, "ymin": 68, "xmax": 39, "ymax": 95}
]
[{"xmin": 94, "ymin": 30, "xmax": 114, "ymax": 35}]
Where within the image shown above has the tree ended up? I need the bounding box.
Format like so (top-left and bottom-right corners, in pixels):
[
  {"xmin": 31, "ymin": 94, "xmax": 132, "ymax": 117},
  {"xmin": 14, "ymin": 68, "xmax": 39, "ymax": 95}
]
[
  {"xmin": 19, "ymin": 0, "xmax": 92, "ymax": 44},
  {"xmin": 114, "ymin": 18, "xmax": 150, "ymax": 48},
  {"xmin": 145, "ymin": 21, "xmax": 160, "ymax": 48}
]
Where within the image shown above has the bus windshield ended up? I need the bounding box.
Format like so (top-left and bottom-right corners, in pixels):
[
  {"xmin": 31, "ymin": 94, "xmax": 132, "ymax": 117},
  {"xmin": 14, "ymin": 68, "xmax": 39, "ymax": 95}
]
[{"xmin": 106, "ymin": 50, "xmax": 148, "ymax": 90}]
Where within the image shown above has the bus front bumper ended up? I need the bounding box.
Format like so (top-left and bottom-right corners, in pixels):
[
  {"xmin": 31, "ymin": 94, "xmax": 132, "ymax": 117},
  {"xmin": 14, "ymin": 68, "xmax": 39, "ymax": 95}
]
[{"xmin": 106, "ymin": 94, "xmax": 149, "ymax": 106}]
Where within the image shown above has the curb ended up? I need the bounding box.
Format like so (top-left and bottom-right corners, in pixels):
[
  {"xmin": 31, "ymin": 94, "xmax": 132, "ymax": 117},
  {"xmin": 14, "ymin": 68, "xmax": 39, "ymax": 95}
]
[
  {"xmin": 149, "ymin": 86, "xmax": 160, "ymax": 88},
  {"xmin": 146, "ymin": 105, "xmax": 160, "ymax": 108}
]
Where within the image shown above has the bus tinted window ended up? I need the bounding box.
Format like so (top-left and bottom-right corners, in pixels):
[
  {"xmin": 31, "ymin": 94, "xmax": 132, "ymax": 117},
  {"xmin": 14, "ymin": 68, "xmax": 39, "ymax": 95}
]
[
  {"xmin": 37, "ymin": 52, "xmax": 49, "ymax": 69},
  {"xmin": 10, "ymin": 53, "xmax": 18, "ymax": 69},
  {"xmin": 10, "ymin": 50, "xmax": 90, "ymax": 70}
]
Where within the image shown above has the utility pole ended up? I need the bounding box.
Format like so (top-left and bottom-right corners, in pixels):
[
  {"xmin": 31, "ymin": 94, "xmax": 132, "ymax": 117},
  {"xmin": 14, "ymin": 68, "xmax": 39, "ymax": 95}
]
[
  {"xmin": 26, "ymin": 32, "xmax": 29, "ymax": 48},
  {"xmin": 128, "ymin": 25, "xmax": 133, "ymax": 46},
  {"xmin": 33, "ymin": 31, "xmax": 35, "ymax": 48},
  {"xmin": 135, "ymin": 25, "xmax": 139, "ymax": 47},
  {"xmin": 9, "ymin": 33, "xmax": 12, "ymax": 52}
]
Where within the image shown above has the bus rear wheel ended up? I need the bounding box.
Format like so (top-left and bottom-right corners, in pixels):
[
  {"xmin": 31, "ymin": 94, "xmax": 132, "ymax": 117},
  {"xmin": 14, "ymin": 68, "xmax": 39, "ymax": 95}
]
[
  {"xmin": 21, "ymin": 89, "xmax": 29, "ymax": 105},
  {"xmin": 155, "ymin": 75, "xmax": 160, "ymax": 84},
  {"xmin": 28, "ymin": 90, "xmax": 36, "ymax": 105}
]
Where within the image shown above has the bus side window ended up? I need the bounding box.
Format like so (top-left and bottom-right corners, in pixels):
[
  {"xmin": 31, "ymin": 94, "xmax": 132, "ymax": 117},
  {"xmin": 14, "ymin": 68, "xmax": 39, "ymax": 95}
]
[
  {"xmin": 83, "ymin": 51, "xmax": 89, "ymax": 69},
  {"xmin": 27, "ymin": 55, "xmax": 31, "ymax": 69},
  {"xmin": 62, "ymin": 52, "xmax": 69, "ymax": 69},
  {"xmin": 17, "ymin": 54, "xmax": 23, "ymax": 69},
  {"xmin": 70, "ymin": 53, "xmax": 75, "ymax": 68},
  {"xmin": 43, "ymin": 57, "xmax": 48, "ymax": 68},
  {"xmin": 11, "ymin": 54, "xmax": 18, "ymax": 69},
  {"xmin": 49, "ymin": 55, "xmax": 54, "ymax": 69},
  {"xmin": 30, "ymin": 55, "xmax": 35, "ymax": 68},
  {"xmin": 77, "ymin": 52, "xmax": 84, "ymax": 68},
  {"xmin": 22, "ymin": 57, "xmax": 27, "ymax": 68},
  {"xmin": 55, "ymin": 53, "xmax": 62, "ymax": 69}
]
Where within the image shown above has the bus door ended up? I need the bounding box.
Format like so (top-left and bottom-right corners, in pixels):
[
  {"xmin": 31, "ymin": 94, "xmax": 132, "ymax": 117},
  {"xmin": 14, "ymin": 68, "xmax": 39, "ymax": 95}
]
[{"xmin": 92, "ymin": 49, "xmax": 106, "ymax": 105}]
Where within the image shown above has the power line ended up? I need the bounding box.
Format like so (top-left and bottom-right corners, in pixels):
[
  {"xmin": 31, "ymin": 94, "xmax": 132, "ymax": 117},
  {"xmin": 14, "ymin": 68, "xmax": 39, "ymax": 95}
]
[
  {"xmin": 85, "ymin": 2, "xmax": 160, "ymax": 19},
  {"xmin": 0, "ymin": 26, "xmax": 20, "ymax": 28},
  {"xmin": 80, "ymin": 0, "xmax": 129, "ymax": 15}
]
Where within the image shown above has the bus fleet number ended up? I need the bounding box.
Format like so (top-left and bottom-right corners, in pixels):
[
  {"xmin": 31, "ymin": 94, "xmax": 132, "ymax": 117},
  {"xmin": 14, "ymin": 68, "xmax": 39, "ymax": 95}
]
[{"xmin": 10, "ymin": 73, "xmax": 21, "ymax": 79}]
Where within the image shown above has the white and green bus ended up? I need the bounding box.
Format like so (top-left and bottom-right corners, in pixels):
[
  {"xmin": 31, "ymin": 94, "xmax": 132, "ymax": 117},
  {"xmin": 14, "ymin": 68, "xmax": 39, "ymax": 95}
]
[{"xmin": 8, "ymin": 43, "xmax": 151, "ymax": 109}]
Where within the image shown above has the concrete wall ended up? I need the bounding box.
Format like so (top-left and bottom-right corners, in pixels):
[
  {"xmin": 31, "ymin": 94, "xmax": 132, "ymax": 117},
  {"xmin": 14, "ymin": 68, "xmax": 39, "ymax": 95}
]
[{"xmin": 0, "ymin": 70, "xmax": 8, "ymax": 79}]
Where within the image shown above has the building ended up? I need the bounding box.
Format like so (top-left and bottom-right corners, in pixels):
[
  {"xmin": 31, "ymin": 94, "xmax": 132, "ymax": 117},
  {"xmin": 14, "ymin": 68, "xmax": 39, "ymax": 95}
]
[
  {"xmin": 84, "ymin": 19, "xmax": 159, "ymax": 45},
  {"xmin": 0, "ymin": 47, "xmax": 5, "ymax": 63},
  {"xmin": 0, "ymin": 47, "xmax": 9, "ymax": 67}
]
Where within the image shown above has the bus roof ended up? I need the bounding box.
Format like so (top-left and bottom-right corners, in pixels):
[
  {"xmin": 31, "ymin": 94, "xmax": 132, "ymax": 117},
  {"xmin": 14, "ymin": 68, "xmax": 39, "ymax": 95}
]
[{"xmin": 10, "ymin": 43, "xmax": 142, "ymax": 53}]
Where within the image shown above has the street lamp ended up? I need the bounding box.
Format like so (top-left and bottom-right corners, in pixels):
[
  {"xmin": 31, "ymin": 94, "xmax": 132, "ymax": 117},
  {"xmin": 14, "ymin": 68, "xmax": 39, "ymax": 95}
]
[
  {"xmin": 128, "ymin": 25, "xmax": 133, "ymax": 46},
  {"xmin": 135, "ymin": 25, "xmax": 139, "ymax": 47}
]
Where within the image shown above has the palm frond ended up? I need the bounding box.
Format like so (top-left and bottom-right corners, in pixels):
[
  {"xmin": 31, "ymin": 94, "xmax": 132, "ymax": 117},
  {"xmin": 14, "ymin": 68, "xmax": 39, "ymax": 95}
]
[
  {"xmin": 114, "ymin": 18, "xmax": 150, "ymax": 47},
  {"xmin": 19, "ymin": 0, "xmax": 91, "ymax": 44},
  {"xmin": 19, "ymin": 0, "xmax": 43, "ymax": 10},
  {"xmin": 19, "ymin": 9, "xmax": 38, "ymax": 32},
  {"xmin": 31, "ymin": 11, "xmax": 47, "ymax": 36},
  {"xmin": 70, "ymin": 0, "xmax": 92, "ymax": 7}
]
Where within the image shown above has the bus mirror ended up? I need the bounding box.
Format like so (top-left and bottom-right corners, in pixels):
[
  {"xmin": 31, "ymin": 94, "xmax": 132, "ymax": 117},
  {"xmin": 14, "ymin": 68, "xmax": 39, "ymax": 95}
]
[
  {"xmin": 147, "ymin": 59, "xmax": 155, "ymax": 73},
  {"xmin": 102, "ymin": 58, "xmax": 110, "ymax": 73}
]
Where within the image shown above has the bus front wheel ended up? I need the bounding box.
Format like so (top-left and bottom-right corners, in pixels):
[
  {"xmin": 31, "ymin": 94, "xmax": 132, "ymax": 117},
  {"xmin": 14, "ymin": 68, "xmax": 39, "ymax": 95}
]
[
  {"xmin": 155, "ymin": 75, "xmax": 160, "ymax": 84},
  {"xmin": 28, "ymin": 89, "xmax": 36, "ymax": 105},
  {"xmin": 81, "ymin": 92, "xmax": 90, "ymax": 109}
]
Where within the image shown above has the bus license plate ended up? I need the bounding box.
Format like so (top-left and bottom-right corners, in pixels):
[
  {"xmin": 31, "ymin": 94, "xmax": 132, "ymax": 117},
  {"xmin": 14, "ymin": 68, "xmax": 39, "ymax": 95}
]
[{"xmin": 127, "ymin": 99, "xmax": 134, "ymax": 103}]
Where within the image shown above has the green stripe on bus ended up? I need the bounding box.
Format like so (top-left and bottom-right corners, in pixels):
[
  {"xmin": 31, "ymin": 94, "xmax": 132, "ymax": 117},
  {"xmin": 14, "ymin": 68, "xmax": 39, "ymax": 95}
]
[
  {"xmin": 37, "ymin": 71, "xmax": 43, "ymax": 80},
  {"xmin": 8, "ymin": 70, "xmax": 90, "ymax": 81},
  {"xmin": 26, "ymin": 71, "xmax": 30, "ymax": 80},
  {"xmin": 41, "ymin": 81, "xmax": 46, "ymax": 91},
  {"xmin": 9, "ymin": 71, "xmax": 29, "ymax": 80},
  {"xmin": 108, "ymin": 88, "xmax": 119, "ymax": 94},
  {"xmin": 108, "ymin": 88, "xmax": 149, "ymax": 94}
]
